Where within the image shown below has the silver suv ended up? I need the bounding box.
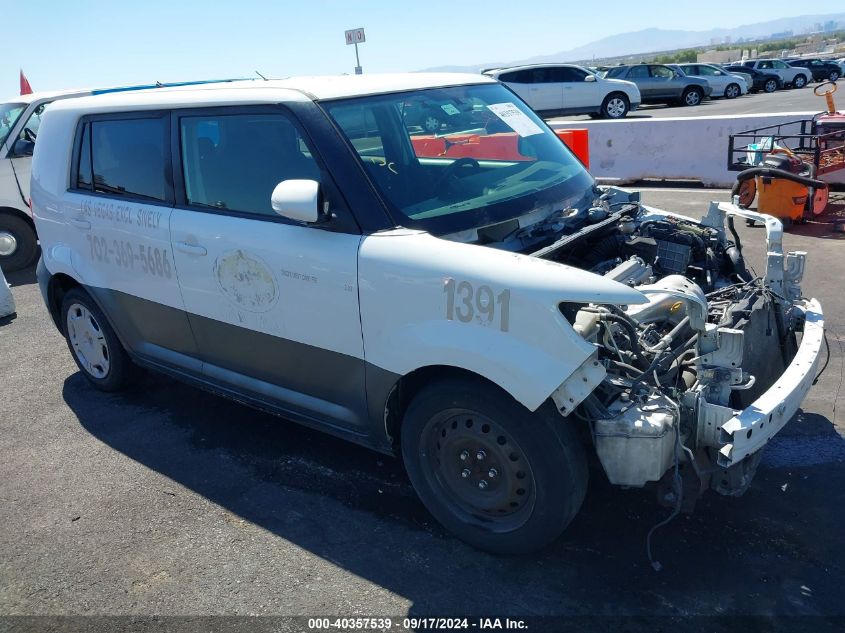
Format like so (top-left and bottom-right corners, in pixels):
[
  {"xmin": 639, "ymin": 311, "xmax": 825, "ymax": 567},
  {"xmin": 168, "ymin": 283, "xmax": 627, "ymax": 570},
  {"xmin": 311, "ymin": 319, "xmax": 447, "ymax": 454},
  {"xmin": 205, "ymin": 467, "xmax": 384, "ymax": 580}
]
[{"xmin": 601, "ymin": 64, "xmax": 712, "ymax": 106}]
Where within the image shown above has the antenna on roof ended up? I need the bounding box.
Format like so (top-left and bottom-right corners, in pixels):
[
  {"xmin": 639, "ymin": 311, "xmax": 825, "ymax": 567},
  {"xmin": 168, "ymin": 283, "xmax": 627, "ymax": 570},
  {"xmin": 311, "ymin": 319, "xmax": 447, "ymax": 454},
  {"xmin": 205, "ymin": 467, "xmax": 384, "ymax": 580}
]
[{"xmin": 255, "ymin": 70, "xmax": 268, "ymax": 81}]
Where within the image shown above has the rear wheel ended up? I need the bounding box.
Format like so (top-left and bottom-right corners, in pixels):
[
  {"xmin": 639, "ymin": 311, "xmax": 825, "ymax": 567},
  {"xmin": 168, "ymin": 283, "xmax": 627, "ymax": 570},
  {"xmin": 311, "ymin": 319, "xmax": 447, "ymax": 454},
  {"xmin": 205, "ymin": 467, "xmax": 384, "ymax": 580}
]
[
  {"xmin": 829, "ymin": 71, "xmax": 840, "ymax": 82},
  {"xmin": 682, "ymin": 87, "xmax": 703, "ymax": 106},
  {"xmin": 0, "ymin": 213, "xmax": 38, "ymax": 272},
  {"xmin": 763, "ymin": 78, "xmax": 778, "ymax": 93},
  {"xmin": 422, "ymin": 111, "xmax": 442, "ymax": 134},
  {"xmin": 792, "ymin": 74, "xmax": 807, "ymax": 89},
  {"xmin": 401, "ymin": 378, "xmax": 587, "ymax": 554},
  {"xmin": 601, "ymin": 93, "xmax": 629, "ymax": 119},
  {"xmin": 61, "ymin": 288, "xmax": 135, "ymax": 391},
  {"xmin": 724, "ymin": 83, "xmax": 741, "ymax": 99}
]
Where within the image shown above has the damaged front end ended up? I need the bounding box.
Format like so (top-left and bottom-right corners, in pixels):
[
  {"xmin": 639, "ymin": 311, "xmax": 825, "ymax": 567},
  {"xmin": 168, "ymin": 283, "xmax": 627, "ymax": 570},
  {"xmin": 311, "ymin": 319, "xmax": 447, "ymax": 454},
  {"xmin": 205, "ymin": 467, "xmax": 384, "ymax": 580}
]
[{"xmin": 536, "ymin": 190, "xmax": 824, "ymax": 503}]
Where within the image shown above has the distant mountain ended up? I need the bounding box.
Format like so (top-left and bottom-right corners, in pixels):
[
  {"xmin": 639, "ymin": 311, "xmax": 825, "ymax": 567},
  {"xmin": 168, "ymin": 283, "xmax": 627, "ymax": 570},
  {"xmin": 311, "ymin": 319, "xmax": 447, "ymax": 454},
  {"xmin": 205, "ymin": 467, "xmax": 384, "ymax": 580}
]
[{"xmin": 421, "ymin": 12, "xmax": 845, "ymax": 73}]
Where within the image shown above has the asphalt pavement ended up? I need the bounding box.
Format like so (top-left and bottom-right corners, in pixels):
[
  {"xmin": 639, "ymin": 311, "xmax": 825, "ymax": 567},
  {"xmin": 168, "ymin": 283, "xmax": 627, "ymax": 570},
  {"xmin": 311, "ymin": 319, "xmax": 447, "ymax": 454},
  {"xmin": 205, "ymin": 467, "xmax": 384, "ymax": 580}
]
[
  {"xmin": 0, "ymin": 189, "xmax": 844, "ymax": 625},
  {"xmin": 547, "ymin": 80, "xmax": 831, "ymax": 121}
]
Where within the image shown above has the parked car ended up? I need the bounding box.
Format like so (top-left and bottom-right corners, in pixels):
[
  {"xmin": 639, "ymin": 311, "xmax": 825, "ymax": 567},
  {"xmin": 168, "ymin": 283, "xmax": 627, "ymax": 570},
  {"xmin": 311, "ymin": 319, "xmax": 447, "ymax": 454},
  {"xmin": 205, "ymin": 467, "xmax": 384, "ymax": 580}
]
[
  {"xmin": 722, "ymin": 65, "xmax": 782, "ymax": 93},
  {"xmin": 674, "ymin": 63, "xmax": 748, "ymax": 99},
  {"xmin": 741, "ymin": 59, "xmax": 809, "ymax": 88},
  {"xmin": 0, "ymin": 89, "xmax": 95, "ymax": 271},
  {"xmin": 31, "ymin": 73, "xmax": 823, "ymax": 554},
  {"xmin": 484, "ymin": 64, "xmax": 641, "ymax": 119},
  {"xmin": 788, "ymin": 58, "xmax": 841, "ymax": 82},
  {"xmin": 601, "ymin": 64, "xmax": 712, "ymax": 106}
]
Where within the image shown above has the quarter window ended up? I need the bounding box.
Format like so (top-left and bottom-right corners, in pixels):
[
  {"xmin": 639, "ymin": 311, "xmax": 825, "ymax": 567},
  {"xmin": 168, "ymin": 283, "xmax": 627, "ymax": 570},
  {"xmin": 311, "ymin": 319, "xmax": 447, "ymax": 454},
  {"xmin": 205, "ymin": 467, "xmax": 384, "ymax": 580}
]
[{"xmin": 179, "ymin": 112, "xmax": 320, "ymax": 217}]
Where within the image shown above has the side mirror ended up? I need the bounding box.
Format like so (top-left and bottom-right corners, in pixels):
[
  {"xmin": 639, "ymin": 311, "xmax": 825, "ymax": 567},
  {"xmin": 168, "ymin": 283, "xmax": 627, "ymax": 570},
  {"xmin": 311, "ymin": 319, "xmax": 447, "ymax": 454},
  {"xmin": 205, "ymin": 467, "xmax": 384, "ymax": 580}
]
[
  {"xmin": 584, "ymin": 74, "xmax": 597, "ymax": 82},
  {"xmin": 12, "ymin": 138, "xmax": 34, "ymax": 157},
  {"xmin": 271, "ymin": 179, "xmax": 321, "ymax": 223}
]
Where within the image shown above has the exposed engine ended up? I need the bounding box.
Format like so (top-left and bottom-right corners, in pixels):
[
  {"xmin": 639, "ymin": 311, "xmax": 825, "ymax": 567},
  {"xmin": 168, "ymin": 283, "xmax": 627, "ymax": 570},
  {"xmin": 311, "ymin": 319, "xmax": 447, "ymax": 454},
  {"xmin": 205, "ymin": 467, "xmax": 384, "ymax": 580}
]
[{"xmin": 485, "ymin": 187, "xmax": 811, "ymax": 502}]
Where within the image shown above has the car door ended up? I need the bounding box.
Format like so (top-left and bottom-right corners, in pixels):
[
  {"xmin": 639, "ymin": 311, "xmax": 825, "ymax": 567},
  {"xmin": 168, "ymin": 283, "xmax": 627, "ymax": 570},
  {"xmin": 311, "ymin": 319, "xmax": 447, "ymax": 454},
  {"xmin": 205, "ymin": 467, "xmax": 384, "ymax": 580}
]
[
  {"xmin": 625, "ymin": 65, "xmax": 652, "ymax": 97},
  {"xmin": 520, "ymin": 68, "xmax": 562, "ymax": 113},
  {"xmin": 168, "ymin": 106, "xmax": 368, "ymax": 430},
  {"xmin": 557, "ymin": 66, "xmax": 598, "ymax": 112},
  {"xmin": 648, "ymin": 65, "xmax": 676, "ymax": 98},
  {"xmin": 67, "ymin": 112, "xmax": 199, "ymax": 368}
]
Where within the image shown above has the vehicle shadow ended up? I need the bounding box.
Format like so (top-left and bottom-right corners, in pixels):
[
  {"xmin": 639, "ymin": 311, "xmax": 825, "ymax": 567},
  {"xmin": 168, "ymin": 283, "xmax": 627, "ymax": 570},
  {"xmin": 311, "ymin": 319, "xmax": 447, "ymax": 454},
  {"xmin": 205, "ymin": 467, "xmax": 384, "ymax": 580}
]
[
  {"xmin": 62, "ymin": 369, "xmax": 845, "ymax": 617},
  {"xmin": 4, "ymin": 264, "xmax": 37, "ymax": 287}
]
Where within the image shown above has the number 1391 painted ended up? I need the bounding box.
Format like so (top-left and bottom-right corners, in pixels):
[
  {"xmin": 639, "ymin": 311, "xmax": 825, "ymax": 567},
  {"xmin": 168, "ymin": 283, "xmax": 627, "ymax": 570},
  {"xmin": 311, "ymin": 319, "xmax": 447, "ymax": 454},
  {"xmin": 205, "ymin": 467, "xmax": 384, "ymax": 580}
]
[{"xmin": 444, "ymin": 278, "xmax": 511, "ymax": 332}]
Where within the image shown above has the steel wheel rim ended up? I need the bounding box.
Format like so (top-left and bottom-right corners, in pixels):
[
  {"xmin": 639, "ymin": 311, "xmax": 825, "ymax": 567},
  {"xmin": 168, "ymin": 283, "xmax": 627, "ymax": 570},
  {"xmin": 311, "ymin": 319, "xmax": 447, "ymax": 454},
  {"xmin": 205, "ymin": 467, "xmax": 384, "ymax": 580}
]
[
  {"xmin": 422, "ymin": 408, "xmax": 536, "ymax": 532},
  {"xmin": 0, "ymin": 231, "xmax": 17, "ymax": 257},
  {"xmin": 66, "ymin": 303, "xmax": 110, "ymax": 379},
  {"xmin": 424, "ymin": 116, "xmax": 440, "ymax": 132},
  {"xmin": 606, "ymin": 97, "xmax": 626, "ymax": 118},
  {"xmin": 685, "ymin": 90, "xmax": 701, "ymax": 105}
]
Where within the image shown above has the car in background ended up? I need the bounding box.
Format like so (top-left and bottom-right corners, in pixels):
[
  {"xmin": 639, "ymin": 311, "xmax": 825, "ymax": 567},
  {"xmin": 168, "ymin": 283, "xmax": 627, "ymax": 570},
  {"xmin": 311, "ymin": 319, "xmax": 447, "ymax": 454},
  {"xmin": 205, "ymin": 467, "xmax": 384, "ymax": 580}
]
[
  {"xmin": 788, "ymin": 58, "xmax": 841, "ymax": 82},
  {"xmin": 600, "ymin": 64, "xmax": 712, "ymax": 106},
  {"xmin": 674, "ymin": 63, "xmax": 748, "ymax": 99},
  {"xmin": 741, "ymin": 59, "xmax": 809, "ymax": 88},
  {"xmin": 484, "ymin": 64, "xmax": 641, "ymax": 119},
  {"xmin": 722, "ymin": 65, "xmax": 782, "ymax": 93}
]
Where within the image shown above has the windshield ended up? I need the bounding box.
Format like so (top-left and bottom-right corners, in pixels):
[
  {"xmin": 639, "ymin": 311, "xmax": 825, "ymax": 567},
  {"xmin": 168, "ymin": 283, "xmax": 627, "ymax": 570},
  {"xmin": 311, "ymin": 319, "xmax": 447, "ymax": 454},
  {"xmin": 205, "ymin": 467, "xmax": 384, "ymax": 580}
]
[
  {"xmin": 324, "ymin": 83, "xmax": 593, "ymax": 235},
  {"xmin": 0, "ymin": 102, "xmax": 26, "ymax": 147}
]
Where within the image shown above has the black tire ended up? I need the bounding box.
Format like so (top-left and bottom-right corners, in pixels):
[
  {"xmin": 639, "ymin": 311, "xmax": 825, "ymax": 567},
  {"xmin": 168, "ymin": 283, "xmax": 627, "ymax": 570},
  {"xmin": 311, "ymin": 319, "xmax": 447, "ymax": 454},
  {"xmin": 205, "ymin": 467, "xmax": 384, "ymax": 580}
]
[
  {"xmin": 792, "ymin": 74, "xmax": 807, "ymax": 89},
  {"xmin": 601, "ymin": 92, "xmax": 629, "ymax": 119},
  {"xmin": 587, "ymin": 112, "xmax": 602, "ymax": 119},
  {"xmin": 724, "ymin": 83, "xmax": 741, "ymax": 99},
  {"xmin": 61, "ymin": 288, "xmax": 136, "ymax": 392},
  {"xmin": 0, "ymin": 213, "xmax": 38, "ymax": 272},
  {"xmin": 763, "ymin": 78, "xmax": 779, "ymax": 93},
  {"xmin": 401, "ymin": 378, "xmax": 588, "ymax": 554},
  {"xmin": 682, "ymin": 87, "xmax": 703, "ymax": 106},
  {"xmin": 830, "ymin": 71, "xmax": 840, "ymax": 82}
]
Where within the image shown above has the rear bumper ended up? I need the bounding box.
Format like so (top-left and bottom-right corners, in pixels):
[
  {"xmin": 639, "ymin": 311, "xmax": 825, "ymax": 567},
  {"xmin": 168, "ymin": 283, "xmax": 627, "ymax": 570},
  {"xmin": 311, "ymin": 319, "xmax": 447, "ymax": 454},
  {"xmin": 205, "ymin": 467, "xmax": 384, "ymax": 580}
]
[{"xmin": 715, "ymin": 298, "xmax": 824, "ymax": 468}]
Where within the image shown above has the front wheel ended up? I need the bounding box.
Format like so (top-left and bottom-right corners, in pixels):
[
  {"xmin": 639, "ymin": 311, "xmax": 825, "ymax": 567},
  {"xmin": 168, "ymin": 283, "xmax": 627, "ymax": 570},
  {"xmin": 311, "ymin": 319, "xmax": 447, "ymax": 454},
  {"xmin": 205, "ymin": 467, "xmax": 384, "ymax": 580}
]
[
  {"xmin": 601, "ymin": 93, "xmax": 629, "ymax": 119},
  {"xmin": 792, "ymin": 74, "xmax": 807, "ymax": 89},
  {"xmin": 724, "ymin": 83, "xmax": 741, "ymax": 99},
  {"xmin": 763, "ymin": 78, "xmax": 779, "ymax": 93},
  {"xmin": 0, "ymin": 213, "xmax": 38, "ymax": 272},
  {"xmin": 61, "ymin": 288, "xmax": 136, "ymax": 391},
  {"xmin": 682, "ymin": 87, "xmax": 703, "ymax": 106},
  {"xmin": 422, "ymin": 112, "xmax": 442, "ymax": 134},
  {"xmin": 401, "ymin": 379, "xmax": 587, "ymax": 554}
]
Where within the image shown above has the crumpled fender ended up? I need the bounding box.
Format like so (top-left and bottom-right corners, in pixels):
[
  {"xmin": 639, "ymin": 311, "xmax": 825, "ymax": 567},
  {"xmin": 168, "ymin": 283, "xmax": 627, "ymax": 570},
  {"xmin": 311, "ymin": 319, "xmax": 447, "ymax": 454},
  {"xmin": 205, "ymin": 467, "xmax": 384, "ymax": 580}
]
[{"xmin": 358, "ymin": 229, "xmax": 647, "ymax": 411}]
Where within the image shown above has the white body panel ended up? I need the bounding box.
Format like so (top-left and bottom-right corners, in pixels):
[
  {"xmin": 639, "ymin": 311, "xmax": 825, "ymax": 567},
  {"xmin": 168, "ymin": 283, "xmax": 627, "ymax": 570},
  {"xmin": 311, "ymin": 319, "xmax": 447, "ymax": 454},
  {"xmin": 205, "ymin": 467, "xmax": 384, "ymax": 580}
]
[
  {"xmin": 169, "ymin": 209, "xmax": 364, "ymax": 359},
  {"xmin": 358, "ymin": 230, "xmax": 646, "ymax": 411}
]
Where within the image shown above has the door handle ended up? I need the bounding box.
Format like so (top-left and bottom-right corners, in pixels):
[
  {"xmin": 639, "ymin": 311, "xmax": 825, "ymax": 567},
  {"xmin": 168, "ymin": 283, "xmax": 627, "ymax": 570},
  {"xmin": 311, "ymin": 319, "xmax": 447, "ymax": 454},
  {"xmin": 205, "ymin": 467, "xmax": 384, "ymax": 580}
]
[
  {"xmin": 174, "ymin": 241, "xmax": 207, "ymax": 256},
  {"xmin": 69, "ymin": 217, "xmax": 91, "ymax": 230}
]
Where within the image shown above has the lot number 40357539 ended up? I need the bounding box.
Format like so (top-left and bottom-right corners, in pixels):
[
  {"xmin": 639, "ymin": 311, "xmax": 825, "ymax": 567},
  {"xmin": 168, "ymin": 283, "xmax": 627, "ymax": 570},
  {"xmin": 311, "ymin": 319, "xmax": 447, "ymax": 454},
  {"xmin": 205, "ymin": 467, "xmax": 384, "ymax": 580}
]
[{"xmin": 444, "ymin": 278, "xmax": 511, "ymax": 331}]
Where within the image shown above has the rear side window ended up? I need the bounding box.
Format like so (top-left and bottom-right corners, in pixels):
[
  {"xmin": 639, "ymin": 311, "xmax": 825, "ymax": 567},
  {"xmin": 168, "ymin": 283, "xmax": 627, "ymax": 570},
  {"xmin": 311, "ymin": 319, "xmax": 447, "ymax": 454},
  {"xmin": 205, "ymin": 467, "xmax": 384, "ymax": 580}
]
[{"xmin": 74, "ymin": 116, "xmax": 168, "ymax": 201}]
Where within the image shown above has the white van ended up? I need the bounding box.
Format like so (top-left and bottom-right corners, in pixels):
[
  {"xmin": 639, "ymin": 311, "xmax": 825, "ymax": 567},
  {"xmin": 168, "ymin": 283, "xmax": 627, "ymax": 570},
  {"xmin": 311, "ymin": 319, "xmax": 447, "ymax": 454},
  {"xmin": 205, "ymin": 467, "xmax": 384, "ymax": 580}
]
[
  {"xmin": 31, "ymin": 75, "xmax": 824, "ymax": 553},
  {"xmin": 1, "ymin": 89, "xmax": 92, "ymax": 270}
]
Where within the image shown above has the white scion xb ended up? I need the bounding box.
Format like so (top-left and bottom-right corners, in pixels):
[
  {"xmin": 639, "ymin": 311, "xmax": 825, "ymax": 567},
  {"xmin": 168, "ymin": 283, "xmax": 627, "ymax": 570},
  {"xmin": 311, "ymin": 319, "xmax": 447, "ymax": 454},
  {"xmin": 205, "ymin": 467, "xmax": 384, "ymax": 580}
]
[{"xmin": 32, "ymin": 74, "xmax": 824, "ymax": 554}]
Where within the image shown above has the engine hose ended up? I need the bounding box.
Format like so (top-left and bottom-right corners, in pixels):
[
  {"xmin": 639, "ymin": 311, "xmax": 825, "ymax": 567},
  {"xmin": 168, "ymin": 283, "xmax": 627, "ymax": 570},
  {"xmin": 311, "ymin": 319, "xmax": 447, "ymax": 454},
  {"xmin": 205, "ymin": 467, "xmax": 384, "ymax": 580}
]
[
  {"xmin": 725, "ymin": 216, "xmax": 749, "ymax": 281},
  {"xmin": 733, "ymin": 167, "xmax": 827, "ymax": 190},
  {"xmin": 598, "ymin": 314, "xmax": 649, "ymax": 367}
]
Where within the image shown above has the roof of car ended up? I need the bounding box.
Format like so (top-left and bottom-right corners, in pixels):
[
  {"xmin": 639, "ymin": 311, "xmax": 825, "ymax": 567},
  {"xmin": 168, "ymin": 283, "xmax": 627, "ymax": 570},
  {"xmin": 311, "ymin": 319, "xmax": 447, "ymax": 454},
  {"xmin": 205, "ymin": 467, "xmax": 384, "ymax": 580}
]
[
  {"xmin": 486, "ymin": 63, "xmax": 586, "ymax": 74},
  {"xmin": 44, "ymin": 73, "xmax": 495, "ymax": 115},
  {"xmin": 1, "ymin": 88, "xmax": 91, "ymax": 106}
]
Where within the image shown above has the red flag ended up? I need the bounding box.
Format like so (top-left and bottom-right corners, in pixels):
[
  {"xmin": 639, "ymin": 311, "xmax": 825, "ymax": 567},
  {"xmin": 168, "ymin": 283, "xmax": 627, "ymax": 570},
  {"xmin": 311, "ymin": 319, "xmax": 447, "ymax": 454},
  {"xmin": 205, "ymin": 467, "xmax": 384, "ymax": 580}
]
[{"xmin": 20, "ymin": 70, "xmax": 33, "ymax": 95}]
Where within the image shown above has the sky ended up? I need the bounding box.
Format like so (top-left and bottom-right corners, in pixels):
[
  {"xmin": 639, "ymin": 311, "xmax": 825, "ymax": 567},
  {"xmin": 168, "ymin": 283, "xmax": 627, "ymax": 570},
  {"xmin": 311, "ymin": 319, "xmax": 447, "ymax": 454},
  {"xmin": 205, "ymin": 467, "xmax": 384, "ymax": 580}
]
[{"xmin": 5, "ymin": 0, "xmax": 845, "ymax": 97}]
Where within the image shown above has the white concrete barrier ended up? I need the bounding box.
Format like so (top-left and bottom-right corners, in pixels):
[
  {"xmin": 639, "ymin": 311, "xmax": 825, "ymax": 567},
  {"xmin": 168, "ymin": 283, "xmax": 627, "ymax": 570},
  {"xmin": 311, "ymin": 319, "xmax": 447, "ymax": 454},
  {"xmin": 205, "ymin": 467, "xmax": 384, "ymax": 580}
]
[
  {"xmin": 0, "ymin": 265, "xmax": 15, "ymax": 319},
  {"xmin": 550, "ymin": 111, "xmax": 845, "ymax": 188}
]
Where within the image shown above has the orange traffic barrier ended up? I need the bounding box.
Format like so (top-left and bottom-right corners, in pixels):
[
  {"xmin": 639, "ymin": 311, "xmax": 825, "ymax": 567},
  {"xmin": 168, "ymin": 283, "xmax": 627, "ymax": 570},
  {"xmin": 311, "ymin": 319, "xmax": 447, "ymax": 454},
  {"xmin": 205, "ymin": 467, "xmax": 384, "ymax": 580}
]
[{"xmin": 555, "ymin": 129, "xmax": 589, "ymax": 169}]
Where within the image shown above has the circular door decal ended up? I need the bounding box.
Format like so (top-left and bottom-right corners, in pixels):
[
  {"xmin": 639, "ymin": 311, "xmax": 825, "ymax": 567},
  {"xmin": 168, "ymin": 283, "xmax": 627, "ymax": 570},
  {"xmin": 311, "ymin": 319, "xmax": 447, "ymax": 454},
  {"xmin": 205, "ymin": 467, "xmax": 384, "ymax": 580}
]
[{"xmin": 214, "ymin": 250, "xmax": 278, "ymax": 313}]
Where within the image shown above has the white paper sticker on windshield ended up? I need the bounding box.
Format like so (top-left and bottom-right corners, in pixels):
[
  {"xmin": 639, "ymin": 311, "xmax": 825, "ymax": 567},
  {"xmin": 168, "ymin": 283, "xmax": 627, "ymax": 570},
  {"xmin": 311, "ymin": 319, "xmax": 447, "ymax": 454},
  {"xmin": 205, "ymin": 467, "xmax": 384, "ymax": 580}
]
[
  {"xmin": 440, "ymin": 104, "xmax": 460, "ymax": 116},
  {"xmin": 486, "ymin": 102, "xmax": 543, "ymax": 137}
]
